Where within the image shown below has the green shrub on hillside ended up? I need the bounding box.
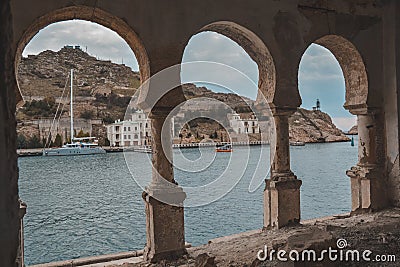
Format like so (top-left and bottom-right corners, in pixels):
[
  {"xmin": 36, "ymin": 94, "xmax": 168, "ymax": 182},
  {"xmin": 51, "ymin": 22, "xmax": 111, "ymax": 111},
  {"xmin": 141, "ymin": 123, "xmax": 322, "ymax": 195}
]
[
  {"xmin": 80, "ymin": 109, "xmax": 94, "ymax": 120},
  {"xmin": 22, "ymin": 96, "xmax": 59, "ymax": 118},
  {"xmin": 94, "ymin": 92, "xmax": 130, "ymax": 108}
]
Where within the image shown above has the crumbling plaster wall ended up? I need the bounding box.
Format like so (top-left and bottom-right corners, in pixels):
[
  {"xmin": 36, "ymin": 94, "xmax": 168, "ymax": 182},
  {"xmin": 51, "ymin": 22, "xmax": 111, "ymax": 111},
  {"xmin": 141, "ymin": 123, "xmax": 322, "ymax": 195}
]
[
  {"xmin": 0, "ymin": 0, "xmax": 19, "ymax": 266},
  {"xmin": 2, "ymin": 0, "xmax": 399, "ymax": 265}
]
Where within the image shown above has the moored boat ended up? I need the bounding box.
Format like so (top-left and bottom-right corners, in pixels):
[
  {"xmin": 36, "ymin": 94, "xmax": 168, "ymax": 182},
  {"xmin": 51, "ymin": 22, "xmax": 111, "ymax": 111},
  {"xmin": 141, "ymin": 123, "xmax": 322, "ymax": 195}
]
[
  {"xmin": 216, "ymin": 144, "xmax": 233, "ymax": 152},
  {"xmin": 133, "ymin": 145, "xmax": 152, "ymax": 153},
  {"xmin": 43, "ymin": 137, "xmax": 106, "ymax": 156},
  {"xmin": 290, "ymin": 141, "xmax": 306, "ymax": 146},
  {"xmin": 42, "ymin": 69, "xmax": 106, "ymax": 156}
]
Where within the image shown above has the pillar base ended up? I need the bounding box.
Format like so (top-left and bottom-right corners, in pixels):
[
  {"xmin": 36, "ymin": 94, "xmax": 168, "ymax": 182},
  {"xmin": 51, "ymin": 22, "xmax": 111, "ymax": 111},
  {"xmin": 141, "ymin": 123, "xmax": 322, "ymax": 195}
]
[
  {"xmin": 347, "ymin": 165, "xmax": 388, "ymax": 213},
  {"xmin": 142, "ymin": 184, "xmax": 187, "ymax": 263},
  {"xmin": 264, "ymin": 173, "xmax": 302, "ymax": 229}
]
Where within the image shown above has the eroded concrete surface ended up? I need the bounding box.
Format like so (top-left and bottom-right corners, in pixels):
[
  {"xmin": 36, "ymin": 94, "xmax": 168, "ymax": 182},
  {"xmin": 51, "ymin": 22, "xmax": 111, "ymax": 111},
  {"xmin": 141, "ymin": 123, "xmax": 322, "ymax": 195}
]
[{"xmin": 101, "ymin": 209, "xmax": 400, "ymax": 267}]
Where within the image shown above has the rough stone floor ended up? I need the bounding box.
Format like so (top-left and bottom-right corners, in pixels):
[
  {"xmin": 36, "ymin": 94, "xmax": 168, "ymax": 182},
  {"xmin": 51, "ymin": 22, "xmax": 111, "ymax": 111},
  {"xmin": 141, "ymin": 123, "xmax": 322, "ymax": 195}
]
[{"xmin": 86, "ymin": 209, "xmax": 400, "ymax": 267}]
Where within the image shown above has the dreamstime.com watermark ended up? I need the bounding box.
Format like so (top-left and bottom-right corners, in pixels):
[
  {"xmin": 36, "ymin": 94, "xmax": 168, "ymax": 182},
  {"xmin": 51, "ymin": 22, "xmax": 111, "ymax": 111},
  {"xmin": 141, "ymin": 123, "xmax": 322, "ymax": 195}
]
[{"xmin": 257, "ymin": 238, "xmax": 396, "ymax": 263}]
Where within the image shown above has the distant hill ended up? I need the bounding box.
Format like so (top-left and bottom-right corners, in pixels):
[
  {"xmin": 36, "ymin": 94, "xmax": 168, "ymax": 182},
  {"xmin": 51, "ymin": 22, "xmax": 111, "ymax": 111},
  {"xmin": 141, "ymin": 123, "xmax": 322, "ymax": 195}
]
[
  {"xmin": 182, "ymin": 83, "xmax": 254, "ymax": 113},
  {"xmin": 16, "ymin": 47, "xmax": 349, "ymax": 146},
  {"xmin": 18, "ymin": 47, "xmax": 140, "ymax": 99},
  {"xmin": 348, "ymin": 125, "xmax": 358, "ymax": 135},
  {"xmin": 289, "ymin": 108, "xmax": 350, "ymax": 143},
  {"xmin": 17, "ymin": 47, "xmax": 139, "ymax": 125}
]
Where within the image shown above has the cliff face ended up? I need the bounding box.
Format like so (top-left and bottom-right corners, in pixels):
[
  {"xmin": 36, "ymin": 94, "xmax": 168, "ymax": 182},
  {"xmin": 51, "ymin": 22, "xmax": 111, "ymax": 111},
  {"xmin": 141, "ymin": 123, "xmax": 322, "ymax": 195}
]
[
  {"xmin": 348, "ymin": 125, "xmax": 358, "ymax": 135},
  {"xmin": 289, "ymin": 109, "xmax": 350, "ymax": 143}
]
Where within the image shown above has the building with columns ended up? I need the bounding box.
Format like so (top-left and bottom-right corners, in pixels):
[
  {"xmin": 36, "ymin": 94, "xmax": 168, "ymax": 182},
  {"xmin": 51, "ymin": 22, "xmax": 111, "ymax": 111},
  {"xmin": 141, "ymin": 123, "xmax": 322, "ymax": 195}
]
[{"xmin": 2, "ymin": 0, "xmax": 400, "ymax": 265}]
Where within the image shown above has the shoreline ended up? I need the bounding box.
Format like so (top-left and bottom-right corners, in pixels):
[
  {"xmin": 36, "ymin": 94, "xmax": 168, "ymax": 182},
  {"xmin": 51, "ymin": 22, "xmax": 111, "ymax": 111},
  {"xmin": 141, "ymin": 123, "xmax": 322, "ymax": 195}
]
[{"xmin": 17, "ymin": 139, "xmax": 352, "ymax": 158}]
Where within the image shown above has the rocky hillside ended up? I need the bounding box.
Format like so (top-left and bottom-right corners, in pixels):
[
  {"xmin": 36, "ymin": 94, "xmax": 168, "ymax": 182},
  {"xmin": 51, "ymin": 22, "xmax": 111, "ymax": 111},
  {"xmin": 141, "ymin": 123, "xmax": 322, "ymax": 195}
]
[
  {"xmin": 182, "ymin": 83, "xmax": 254, "ymax": 113},
  {"xmin": 289, "ymin": 108, "xmax": 350, "ymax": 143},
  {"xmin": 16, "ymin": 47, "xmax": 349, "ymax": 145},
  {"xmin": 348, "ymin": 125, "xmax": 358, "ymax": 135},
  {"xmin": 18, "ymin": 47, "xmax": 140, "ymax": 99},
  {"xmin": 180, "ymin": 85, "xmax": 349, "ymax": 143},
  {"xmin": 17, "ymin": 47, "xmax": 139, "ymax": 126}
]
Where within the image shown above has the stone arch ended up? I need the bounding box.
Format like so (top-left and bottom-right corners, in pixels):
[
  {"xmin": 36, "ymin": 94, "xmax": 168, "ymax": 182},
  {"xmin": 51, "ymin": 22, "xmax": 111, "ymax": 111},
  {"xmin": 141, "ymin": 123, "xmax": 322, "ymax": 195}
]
[
  {"xmin": 14, "ymin": 5, "xmax": 150, "ymax": 105},
  {"xmin": 303, "ymin": 35, "xmax": 369, "ymax": 111},
  {"xmin": 194, "ymin": 21, "xmax": 276, "ymax": 103}
]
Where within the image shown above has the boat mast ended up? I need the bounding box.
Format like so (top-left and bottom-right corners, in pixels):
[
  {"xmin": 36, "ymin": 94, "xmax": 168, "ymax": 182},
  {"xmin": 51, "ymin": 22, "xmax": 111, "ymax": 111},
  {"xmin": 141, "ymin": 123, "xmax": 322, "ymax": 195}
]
[{"xmin": 70, "ymin": 69, "xmax": 74, "ymax": 142}]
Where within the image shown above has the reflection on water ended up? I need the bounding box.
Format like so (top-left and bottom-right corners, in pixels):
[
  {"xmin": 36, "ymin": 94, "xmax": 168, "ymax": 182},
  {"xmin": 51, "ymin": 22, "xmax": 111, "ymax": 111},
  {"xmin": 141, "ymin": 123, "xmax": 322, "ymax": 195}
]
[{"xmin": 19, "ymin": 139, "xmax": 357, "ymax": 265}]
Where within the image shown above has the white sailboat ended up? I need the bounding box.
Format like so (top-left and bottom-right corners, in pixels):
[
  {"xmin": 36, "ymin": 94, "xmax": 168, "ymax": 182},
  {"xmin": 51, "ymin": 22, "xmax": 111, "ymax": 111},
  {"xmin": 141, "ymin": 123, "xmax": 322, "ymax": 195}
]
[{"xmin": 42, "ymin": 69, "xmax": 106, "ymax": 156}]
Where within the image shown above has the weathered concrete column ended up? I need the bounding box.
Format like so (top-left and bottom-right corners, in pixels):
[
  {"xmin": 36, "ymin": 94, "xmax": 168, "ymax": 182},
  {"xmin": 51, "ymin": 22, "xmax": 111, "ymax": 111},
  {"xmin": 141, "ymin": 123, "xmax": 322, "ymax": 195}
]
[
  {"xmin": 346, "ymin": 108, "xmax": 387, "ymax": 213},
  {"xmin": 0, "ymin": 0, "xmax": 20, "ymax": 265},
  {"xmin": 143, "ymin": 111, "xmax": 186, "ymax": 262},
  {"xmin": 264, "ymin": 108, "xmax": 302, "ymax": 229}
]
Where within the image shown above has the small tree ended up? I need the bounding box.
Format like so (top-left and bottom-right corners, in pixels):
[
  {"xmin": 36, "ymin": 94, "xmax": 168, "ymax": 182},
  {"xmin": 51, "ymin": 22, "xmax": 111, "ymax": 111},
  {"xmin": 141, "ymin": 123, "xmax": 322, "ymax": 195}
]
[
  {"xmin": 102, "ymin": 115, "xmax": 115, "ymax": 124},
  {"xmin": 76, "ymin": 129, "xmax": 90, "ymax": 138},
  {"xmin": 77, "ymin": 129, "xmax": 84, "ymax": 138},
  {"xmin": 104, "ymin": 138, "xmax": 110, "ymax": 146},
  {"xmin": 54, "ymin": 133, "xmax": 63, "ymax": 147},
  {"xmin": 28, "ymin": 135, "xmax": 42, "ymax": 149},
  {"xmin": 17, "ymin": 134, "xmax": 27, "ymax": 149}
]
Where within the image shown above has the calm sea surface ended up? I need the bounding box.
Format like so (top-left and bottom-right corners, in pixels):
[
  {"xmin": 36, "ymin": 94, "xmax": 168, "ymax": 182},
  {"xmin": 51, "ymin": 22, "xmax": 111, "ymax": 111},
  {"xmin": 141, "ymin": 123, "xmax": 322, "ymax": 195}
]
[{"xmin": 19, "ymin": 139, "xmax": 357, "ymax": 265}]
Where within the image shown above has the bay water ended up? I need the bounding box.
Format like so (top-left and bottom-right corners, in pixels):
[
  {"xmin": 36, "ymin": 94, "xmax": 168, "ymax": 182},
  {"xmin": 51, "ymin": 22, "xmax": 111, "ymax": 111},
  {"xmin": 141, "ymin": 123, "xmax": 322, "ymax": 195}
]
[{"xmin": 19, "ymin": 139, "xmax": 357, "ymax": 265}]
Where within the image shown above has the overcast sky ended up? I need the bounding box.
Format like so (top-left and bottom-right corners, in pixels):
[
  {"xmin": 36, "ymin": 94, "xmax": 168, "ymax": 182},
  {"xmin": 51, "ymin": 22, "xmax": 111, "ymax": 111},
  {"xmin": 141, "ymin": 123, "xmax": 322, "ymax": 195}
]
[{"xmin": 23, "ymin": 20, "xmax": 356, "ymax": 130}]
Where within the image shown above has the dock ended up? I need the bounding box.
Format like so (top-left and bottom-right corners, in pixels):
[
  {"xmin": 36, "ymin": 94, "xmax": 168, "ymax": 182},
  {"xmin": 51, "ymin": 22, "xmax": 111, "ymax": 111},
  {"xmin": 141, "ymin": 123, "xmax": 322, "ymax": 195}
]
[
  {"xmin": 172, "ymin": 141, "xmax": 269, "ymax": 149},
  {"xmin": 17, "ymin": 148, "xmax": 43, "ymax": 157},
  {"xmin": 17, "ymin": 147, "xmax": 123, "ymax": 157}
]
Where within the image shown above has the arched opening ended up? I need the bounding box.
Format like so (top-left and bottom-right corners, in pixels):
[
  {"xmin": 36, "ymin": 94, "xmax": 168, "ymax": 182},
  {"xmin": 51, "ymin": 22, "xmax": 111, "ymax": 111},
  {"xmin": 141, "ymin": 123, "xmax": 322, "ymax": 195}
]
[
  {"xmin": 189, "ymin": 21, "xmax": 276, "ymax": 102},
  {"xmin": 14, "ymin": 6, "xmax": 150, "ymax": 106},
  {"xmin": 295, "ymin": 35, "xmax": 368, "ymax": 219},
  {"xmin": 15, "ymin": 7, "xmax": 150, "ymax": 265},
  {"xmin": 177, "ymin": 22, "xmax": 274, "ymax": 246}
]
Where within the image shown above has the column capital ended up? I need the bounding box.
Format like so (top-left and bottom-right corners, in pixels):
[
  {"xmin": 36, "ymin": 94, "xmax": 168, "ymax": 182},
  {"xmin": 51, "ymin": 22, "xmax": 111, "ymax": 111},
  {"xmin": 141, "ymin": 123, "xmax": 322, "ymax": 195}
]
[
  {"xmin": 143, "ymin": 182, "xmax": 186, "ymax": 206},
  {"xmin": 346, "ymin": 164, "xmax": 382, "ymax": 179},
  {"xmin": 347, "ymin": 106, "xmax": 381, "ymax": 116}
]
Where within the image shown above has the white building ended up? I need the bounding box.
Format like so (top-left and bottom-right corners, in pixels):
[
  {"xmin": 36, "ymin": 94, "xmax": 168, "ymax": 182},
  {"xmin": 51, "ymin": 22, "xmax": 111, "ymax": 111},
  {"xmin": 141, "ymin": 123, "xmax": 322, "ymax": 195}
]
[
  {"xmin": 106, "ymin": 109, "xmax": 151, "ymax": 147},
  {"xmin": 228, "ymin": 112, "xmax": 260, "ymax": 134}
]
